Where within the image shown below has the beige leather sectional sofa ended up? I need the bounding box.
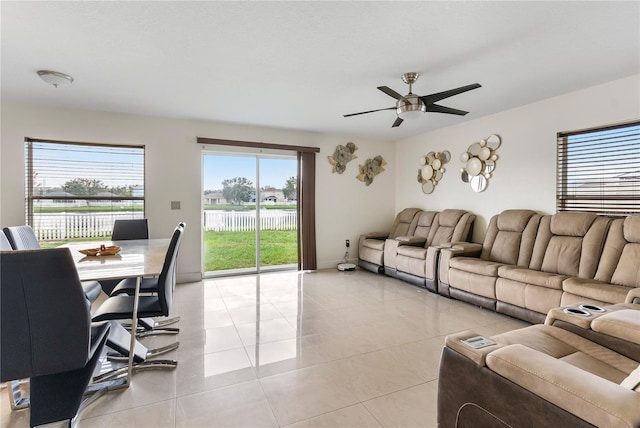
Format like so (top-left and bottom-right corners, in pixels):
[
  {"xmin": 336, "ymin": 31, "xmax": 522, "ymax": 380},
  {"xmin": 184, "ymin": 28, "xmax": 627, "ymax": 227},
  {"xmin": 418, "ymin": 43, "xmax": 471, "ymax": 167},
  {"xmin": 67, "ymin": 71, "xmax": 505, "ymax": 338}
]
[
  {"xmin": 438, "ymin": 298, "xmax": 640, "ymax": 427},
  {"xmin": 438, "ymin": 210, "xmax": 640, "ymax": 323},
  {"xmin": 358, "ymin": 208, "xmax": 475, "ymax": 292}
]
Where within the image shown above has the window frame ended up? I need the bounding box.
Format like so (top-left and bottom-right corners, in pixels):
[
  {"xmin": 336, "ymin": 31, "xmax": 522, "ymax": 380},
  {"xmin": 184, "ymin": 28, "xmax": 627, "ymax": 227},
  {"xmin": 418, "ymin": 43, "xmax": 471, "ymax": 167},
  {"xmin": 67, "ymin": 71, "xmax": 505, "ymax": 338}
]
[
  {"xmin": 556, "ymin": 120, "xmax": 640, "ymax": 216},
  {"xmin": 24, "ymin": 138, "xmax": 145, "ymax": 239}
]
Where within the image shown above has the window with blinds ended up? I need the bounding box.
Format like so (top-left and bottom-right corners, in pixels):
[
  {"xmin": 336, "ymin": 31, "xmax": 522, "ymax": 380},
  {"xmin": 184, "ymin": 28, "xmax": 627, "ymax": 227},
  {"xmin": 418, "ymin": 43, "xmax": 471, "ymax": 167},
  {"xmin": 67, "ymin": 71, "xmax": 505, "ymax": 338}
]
[
  {"xmin": 25, "ymin": 138, "xmax": 145, "ymax": 242},
  {"xmin": 556, "ymin": 121, "xmax": 640, "ymax": 215}
]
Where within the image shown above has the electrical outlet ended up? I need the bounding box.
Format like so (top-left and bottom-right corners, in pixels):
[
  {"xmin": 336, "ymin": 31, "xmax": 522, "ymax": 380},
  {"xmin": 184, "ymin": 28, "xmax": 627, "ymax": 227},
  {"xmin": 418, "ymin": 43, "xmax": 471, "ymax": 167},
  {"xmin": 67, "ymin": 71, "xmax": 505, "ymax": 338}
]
[
  {"xmin": 345, "ymin": 239, "xmax": 350, "ymax": 248},
  {"xmin": 171, "ymin": 201, "xmax": 181, "ymax": 210}
]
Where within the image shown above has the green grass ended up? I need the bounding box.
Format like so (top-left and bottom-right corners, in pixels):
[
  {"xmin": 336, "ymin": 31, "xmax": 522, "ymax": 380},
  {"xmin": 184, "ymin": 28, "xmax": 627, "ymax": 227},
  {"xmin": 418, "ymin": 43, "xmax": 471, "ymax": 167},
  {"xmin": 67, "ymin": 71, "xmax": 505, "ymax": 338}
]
[
  {"xmin": 204, "ymin": 230, "xmax": 297, "ymax": 271},
  {"xmin": 40, "ymin": 229, "xmax": 297, "ymax": 271}
]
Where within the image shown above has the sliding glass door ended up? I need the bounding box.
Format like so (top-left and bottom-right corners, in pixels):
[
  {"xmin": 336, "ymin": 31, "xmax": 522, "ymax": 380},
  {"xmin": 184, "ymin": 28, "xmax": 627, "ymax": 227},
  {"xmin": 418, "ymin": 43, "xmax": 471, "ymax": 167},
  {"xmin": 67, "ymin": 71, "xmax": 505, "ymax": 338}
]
[{"xmin": 202, "ymin": 152, "xmax": 298, "ymax": 275}]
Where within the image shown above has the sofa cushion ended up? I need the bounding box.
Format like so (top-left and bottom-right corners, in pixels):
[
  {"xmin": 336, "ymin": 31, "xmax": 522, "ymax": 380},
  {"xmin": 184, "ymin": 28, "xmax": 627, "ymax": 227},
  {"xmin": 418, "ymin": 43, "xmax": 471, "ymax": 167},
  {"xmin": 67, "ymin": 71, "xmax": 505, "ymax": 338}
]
[
  {"xmin": 492, "ymin": 324, "xmax": 638, "ymax": 378},
  {"xmin": 486, "ymin": 343, "xmax": 640, "ymax": 428},
  {"xmin": 541, "ymin": 236, "xmax": 582, "ymax": 276},
  {"xmin": 496, "ymin": 209, "xmax": 536, "ymax": 232},
  {"xmin": 362, "ymin": 238, "xmax": 386, "ymax": 251},
  {"xmin": 498, "ymin": 266, "xmax": 566, "ymax": 289},
  {"xmin": 562, "ymin": 277, "xmax": 632, "ymax": 305},
  {"xmin": 449, "ymin": 257, "xmax": 502, "ymax": 277},
  {"xmin": 611, "ymin": 244, "xmax": 640, "ymax": 287},
  {"xmin": 624, "ymin": 214, "xmax": 640, "ymax": 243},
  {"xmin": 550, "ymin": 211, "xmax": 597, "ymax": 237},
  {"xmin": 431, "ymin": 209, "xmax": 470, "ymax": 246},
  {"xmin": 591, "ymin": 309, "xmax": 640, "ymax": 345},
  {"xmin": 396, "ymin": 245, "xmax": 427, "ymax": 259},
  {"xmin": 496, "ymin": 277, "xmax": 563, "ymax": 315},
  {"xmin": 449, "ymin": 267, "xmax": 498, "ymax": 298},
  {"xmin": 413, "ymin": 211, "xmax": 438, "ymax": 239}
]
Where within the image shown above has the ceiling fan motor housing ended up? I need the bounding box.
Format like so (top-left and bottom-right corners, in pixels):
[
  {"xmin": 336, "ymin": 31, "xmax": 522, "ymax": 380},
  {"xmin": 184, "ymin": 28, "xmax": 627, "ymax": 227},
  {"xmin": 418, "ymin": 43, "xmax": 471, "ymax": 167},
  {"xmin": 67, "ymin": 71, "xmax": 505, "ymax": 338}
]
[{"xmin": 396, "ymin": 94, "xmax": 426, "ymax": 117}]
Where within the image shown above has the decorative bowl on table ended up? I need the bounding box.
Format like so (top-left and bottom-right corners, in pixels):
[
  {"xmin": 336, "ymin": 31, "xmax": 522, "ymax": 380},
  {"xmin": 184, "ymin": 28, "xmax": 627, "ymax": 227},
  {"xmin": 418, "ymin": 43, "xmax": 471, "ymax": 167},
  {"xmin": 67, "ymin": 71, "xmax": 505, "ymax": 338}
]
[{"xmin": 78, "ymin": 245, "xmax": 121, "ymax": 256}]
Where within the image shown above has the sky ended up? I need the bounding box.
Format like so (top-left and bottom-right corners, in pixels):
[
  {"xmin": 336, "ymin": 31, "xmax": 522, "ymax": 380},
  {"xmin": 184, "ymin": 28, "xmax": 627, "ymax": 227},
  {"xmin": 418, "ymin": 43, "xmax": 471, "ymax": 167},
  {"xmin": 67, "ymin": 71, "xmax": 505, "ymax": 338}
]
[{"xmin": 203, "ymin": 155, "xmax": 297, "ymax": 191}]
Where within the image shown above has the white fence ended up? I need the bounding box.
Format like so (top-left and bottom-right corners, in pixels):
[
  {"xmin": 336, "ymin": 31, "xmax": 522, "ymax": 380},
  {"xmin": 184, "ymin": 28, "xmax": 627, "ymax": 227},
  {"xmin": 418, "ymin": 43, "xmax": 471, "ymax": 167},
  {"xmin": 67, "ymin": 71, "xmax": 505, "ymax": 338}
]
[
  {"xmin": 33, "ymin": 212, "xmax": 144, "ymax": 240},
  {"xmin": 204, "ymin": 210, "xmax": 297, "ymax": 232},
  {"xmin": 32, "ymin": 210, "xmax": 296, "ymax": 240}
]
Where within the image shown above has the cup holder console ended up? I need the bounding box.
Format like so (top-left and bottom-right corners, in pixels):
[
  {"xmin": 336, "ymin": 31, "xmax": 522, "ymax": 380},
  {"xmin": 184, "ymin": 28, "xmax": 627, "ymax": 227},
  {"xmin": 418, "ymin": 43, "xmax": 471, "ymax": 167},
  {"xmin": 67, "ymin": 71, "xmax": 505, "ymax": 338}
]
[
  {"xmin": 563, "ymin": 307, "xmax": 591, "ymax": 317},
  {"xmin": 578, "ymin": 304, "xmax": 605, "ymax": 313}
]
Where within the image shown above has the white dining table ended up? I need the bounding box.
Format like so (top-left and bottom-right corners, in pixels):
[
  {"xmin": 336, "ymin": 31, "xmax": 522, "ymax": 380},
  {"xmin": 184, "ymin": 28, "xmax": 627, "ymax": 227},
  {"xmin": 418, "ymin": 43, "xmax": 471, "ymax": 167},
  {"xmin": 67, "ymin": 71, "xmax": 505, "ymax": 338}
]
[{"xmin": 62, "ymin": 238, "xmax": 170, "ymax": 388}]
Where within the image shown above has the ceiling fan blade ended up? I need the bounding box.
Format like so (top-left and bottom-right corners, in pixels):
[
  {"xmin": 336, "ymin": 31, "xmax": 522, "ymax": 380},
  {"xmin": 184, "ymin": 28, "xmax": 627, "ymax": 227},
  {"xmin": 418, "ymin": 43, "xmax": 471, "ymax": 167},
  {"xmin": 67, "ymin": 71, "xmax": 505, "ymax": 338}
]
[
  {"xmin": 343, "ymin": 107, "xmax": 395, "ymax": 117},
  {"xmin": 420, "ymin": 83, "xmax": 481, "ymax": 104},
  {"xmin": 426, "ymin": 104, "xmax": 469, "ymax": 116},
  {"xmin": 377, "ymin": 86, "xmax": 403, "ymax": 100},
  {"xmin": 392, "ymin": 117, "xmax": 404, "ymax": 128}
]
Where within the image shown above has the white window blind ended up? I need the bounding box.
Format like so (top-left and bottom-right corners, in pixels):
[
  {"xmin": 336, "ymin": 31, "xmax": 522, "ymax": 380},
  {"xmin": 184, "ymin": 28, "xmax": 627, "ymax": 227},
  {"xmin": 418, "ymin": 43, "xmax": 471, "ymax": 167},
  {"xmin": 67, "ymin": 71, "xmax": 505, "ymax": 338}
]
[
  {"xmin": 25, "ymin": 138, "xmax": 145, "ymax": 241},
  {"xmin": 556, "ymin": 121, "xmax": 640, "ymax": 215}
]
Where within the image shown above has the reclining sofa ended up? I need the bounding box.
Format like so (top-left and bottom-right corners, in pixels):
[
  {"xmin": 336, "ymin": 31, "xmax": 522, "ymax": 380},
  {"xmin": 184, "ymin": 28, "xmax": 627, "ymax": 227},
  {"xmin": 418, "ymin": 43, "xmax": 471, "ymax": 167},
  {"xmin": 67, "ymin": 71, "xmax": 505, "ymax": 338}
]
[
  {"xmin": 439, "ymin": 211, "xmax": 640, "ymax": 323},
  {"xmin": 384, "ymin": 209, "xmax": 475, "ymax": 293},
  {"xmin": 438, "ymin": 298, "xmax": 640, "ymax": 427},
  {"xmin": 358, "ymin": 209, "xmax": 475, "ymax": 289},
  {"xmin": 358, "ymin": 208, "xmax": 422, "ymax": 274}
]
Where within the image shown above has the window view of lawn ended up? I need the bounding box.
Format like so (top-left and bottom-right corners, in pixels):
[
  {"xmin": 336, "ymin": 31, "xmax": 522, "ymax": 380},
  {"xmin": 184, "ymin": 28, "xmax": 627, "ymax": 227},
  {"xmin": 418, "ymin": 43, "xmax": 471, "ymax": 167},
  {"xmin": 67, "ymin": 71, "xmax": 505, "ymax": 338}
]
[{"xmin": 204, "ymin": 230, "xmax": 297, "ymax": 271}]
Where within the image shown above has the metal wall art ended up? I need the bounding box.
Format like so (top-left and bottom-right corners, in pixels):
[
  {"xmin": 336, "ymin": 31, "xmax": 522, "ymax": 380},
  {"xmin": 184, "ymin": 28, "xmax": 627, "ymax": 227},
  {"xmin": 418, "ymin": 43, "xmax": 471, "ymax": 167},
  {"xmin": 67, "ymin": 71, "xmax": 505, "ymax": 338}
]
[
  {"xmin": 417, "ymin": 150, "xmax": 451, "ymax": 194},
  {"xmin": 328, "ymin": 142, "xmax": 358, "ymax": 174},
  {"xmin": 460, "ymin": 134, "xmax": 501, "ymax": 192},
  {"xmin": 357, "ymin": 156, "xmax": 386, "ymax": 186}
]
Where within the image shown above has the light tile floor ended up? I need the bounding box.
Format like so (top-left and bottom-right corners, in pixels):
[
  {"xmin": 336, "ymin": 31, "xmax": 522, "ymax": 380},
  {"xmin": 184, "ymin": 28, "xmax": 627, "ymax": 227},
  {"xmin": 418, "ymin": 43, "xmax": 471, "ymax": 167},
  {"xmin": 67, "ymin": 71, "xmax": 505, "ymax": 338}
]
[{"xmin": 1, "ymin": 269, "xmax": 529, "ymax": 428}]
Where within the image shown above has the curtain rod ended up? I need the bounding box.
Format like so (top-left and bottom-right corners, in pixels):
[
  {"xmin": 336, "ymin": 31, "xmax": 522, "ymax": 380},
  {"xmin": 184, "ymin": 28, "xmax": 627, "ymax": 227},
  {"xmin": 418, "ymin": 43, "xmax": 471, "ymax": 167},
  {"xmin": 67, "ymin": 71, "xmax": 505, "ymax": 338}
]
[{"xmin": 197, "ymin": 137, "xmax": 320, "ymax": 153}]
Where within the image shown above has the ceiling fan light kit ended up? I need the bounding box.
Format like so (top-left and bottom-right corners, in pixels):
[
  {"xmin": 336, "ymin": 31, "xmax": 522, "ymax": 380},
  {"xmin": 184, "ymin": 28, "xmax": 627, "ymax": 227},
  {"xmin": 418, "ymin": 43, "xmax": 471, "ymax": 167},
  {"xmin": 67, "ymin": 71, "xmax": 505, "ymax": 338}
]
[{"xmin": 344, "ymin": 72, "xmax": 481, "ymax": 128}]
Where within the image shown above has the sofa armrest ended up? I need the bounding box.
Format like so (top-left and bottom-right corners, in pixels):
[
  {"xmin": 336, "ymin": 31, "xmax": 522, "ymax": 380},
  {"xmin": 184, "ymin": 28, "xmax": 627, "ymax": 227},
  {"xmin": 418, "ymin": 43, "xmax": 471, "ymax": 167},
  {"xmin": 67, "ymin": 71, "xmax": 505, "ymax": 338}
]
[
  {"xmin": 438, "ymin": 243, "xmax": 483, "ymax": 285},
  {"xmin": 625, "ymin": 287, "xmax": 640, "ymax": 304},
  {"xmin": 449, "ymin": 242, "xmax": 483, "ymax": 253},
  {"xmin": 445, "ymin": 331, "xmax": 504, "ymax": 366},
  {"xmin": 363, "ymin": 231, "xmax": 389, "ymax": 239},
  {"xmin": 394, "ymin": 236, "xmax": 427, "ymax": 246},
  {"xmin": 486, "ymin": 344, "xmax": 640, "ymax": 428}
]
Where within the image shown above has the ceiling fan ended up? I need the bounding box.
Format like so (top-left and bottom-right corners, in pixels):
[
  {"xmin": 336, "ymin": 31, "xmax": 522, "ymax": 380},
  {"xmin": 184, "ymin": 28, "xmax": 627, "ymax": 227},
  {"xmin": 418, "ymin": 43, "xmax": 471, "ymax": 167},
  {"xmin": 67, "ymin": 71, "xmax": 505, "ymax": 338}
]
[{"xmin": 344, "ymin": 72, "xmax": 481, "ymax": 128}]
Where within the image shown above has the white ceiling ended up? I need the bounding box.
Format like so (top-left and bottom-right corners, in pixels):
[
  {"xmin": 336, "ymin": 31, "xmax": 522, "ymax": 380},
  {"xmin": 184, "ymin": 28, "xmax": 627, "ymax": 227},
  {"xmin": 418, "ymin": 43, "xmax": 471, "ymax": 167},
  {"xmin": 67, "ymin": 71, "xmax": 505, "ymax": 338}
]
[{"xmin": 2, "ymin": 1, "xmax": 639, "ymax": 142}]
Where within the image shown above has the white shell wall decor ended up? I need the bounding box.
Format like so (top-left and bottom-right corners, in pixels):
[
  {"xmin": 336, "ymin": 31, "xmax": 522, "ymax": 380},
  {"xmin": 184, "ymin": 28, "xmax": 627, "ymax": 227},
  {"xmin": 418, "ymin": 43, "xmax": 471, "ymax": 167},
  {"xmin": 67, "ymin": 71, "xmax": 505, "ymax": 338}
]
[
  {"xmin": 417, "ymin": 150, "xmax": 451, "ymax": 194},
  {"xmin": 460, "ymin": 134, "xmax": 501, "ymax": 192}
]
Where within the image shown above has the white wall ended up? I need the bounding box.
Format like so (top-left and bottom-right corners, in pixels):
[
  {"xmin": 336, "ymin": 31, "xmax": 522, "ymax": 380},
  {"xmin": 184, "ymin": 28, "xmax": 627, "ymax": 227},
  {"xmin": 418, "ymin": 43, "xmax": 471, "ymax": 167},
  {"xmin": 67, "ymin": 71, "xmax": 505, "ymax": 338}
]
[
  {"xmin": 394, "ymin": 74, "xmax": 640, "ymax": 243},
  {"xmin": 0, "ymin": 104, "xmax": 396, "ymax": 278},
  {"xmin": 3, "ymin": 75, "xmax": 637, "ymax": 277}
]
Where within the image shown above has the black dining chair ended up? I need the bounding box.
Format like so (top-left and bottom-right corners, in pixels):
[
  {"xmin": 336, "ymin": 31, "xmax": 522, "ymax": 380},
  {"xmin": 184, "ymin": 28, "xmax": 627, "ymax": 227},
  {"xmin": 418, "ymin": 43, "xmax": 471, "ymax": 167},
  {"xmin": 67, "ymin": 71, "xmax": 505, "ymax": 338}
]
[
  {"xmin": 3, "ymin": 225, "xmax": 103, "ymax": 303},
  {"xmin": 108, "ymin": 219, "xmax": 181, "ymax": 331},
  {"xmin": 1, "ymin": 248, "xmax": 116, "ymax": 427},
  {"xmin": 111, "ymin": 218, "xmax": 150, "ymax": 240},
  {"xmin": 99, "ymin": 218, "xmax": 150, "ymax": 295},
  {"xmin": 91, "ymin": 222, "xmax": 185, "ymax": 380}
]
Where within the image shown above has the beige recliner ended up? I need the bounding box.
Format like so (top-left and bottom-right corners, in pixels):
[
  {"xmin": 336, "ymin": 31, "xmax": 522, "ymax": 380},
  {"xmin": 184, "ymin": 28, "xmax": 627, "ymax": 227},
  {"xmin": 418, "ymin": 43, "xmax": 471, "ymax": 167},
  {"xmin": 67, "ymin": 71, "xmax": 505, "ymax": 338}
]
[
  {"xmin": 561, "ymin": 214, "xmax": 640, "ymax": 307},
  {"xmin": 358, "ymin": 208, "xmax": 421, "ymax": 274},
  {"xmin": 438, "ymin": 209, "xmax": 541, "ymax": 306},
  {"xmin": 388, "ymin": 209, "xmax": 475, "ymax": 293},
  {"xmin": 439, "ymin": 320, "xmax": 640, "ymax": 428}
]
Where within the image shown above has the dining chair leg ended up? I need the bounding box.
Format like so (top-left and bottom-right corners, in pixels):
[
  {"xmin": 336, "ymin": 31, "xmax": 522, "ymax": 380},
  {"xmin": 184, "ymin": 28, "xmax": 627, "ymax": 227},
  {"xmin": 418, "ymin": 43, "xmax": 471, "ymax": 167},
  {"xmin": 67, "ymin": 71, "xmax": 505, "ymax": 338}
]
[
  {"xmin": 93, "ymin": 359, "xmax": 178, "ymax": 383},
  {"xmin": 107, "ymin": 342, "xmax": 179, "ymax": 362},
  {"xmin": 6, "ymin": 379, "xmax": 29, "ymax": 410}
]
